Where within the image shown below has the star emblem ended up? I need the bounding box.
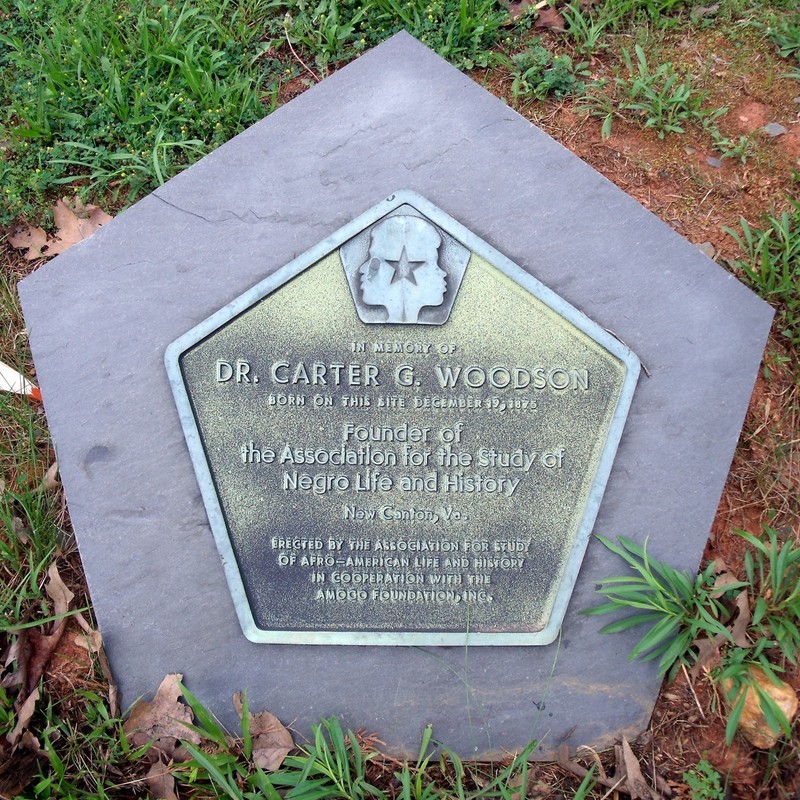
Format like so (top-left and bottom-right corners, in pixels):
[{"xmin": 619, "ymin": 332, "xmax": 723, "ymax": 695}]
[{"xmin": 386, "ymin": 246, "xmax": 426, "ymax": 285}]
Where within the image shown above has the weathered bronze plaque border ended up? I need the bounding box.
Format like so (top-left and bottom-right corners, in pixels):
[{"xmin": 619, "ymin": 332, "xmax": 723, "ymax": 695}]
[{"xmin": 166, "ymin": 191, "xmax": 640, "ymax": 646}]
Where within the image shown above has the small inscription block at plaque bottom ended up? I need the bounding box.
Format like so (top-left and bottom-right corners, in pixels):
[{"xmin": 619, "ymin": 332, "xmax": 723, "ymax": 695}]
[{"xmin": 166, "ymin": 191, "xmax": 640, "ymax": 646}]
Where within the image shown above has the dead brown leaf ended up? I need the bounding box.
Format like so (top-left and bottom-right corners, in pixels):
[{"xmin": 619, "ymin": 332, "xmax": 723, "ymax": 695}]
[
  {"xmin": 508, "ymin": 771, "xmax": 528, "ymax": 800},
  {"xmin": 123, "ymin": 674, "xmax": 201, "ymax": 762},
  {"xmin": 691, "ymin": 633, "xmax": 726, "ymax": 677},
  {"xmin": 145, "ymin": 761, "xmax": 179, "ymax": 800},
  {"xmin": 503, "ymin": 0, "xmax": 547, "ymax": 22},
  {"xmin": 12, "ymin": 518, "xmax": 29, "ymax": 547},
  {"xmin": 72, "ymin": 628, "xmax": 103, "ymax": 654},
  {"xmin": 45, "ymin": 562, "xmax": 74, "ymax": 622},
  {"xmin": 25, "ymin": 563, "xmax": 75, "ymax": 693},
  {"xmin": 0, "ymin": 745, "xmax": 45, "ymax": 800},
  {"xmin": 6, "ymin": 688, "xmax": 39, "ymax": 748},
  {"xmin": 1, "ymin": 635, "xmax": 25, "ymax": 690},
  {"xmin": 41, "ymin": 462, "xmax": 59, "ymax": 491},
  {"xmin": 710, "ymin": 558, "xmax": 744, "ymax": 596},
  {"xmin": 50, "ymin": 197, "xmax": 112, "ymax": 254},
  {"xmin": 690, "ymin": 2, "xmax": 720, "ymax": 21},
  {"xmin": 233, "ymin": 692, "xmax": 293, "ymax": 771},
  {"xmin": 534, "ymin": 7, "xmax": 566, "ymax": 30},
  {"xmin": 621, "ymin": 737, "xmax": 656, "ymax": 800},
  {"xmin": 73, "ymin": 613, "xmax": 119, "ymax": 716},
  {"xmin": 8, "ymin": 226, "xmax": 49, "ymax": 260},
  {"xmin": 730, "ymin": 590, "xmax": 752, "ymax": 648},
  {"xmin": 8, "ymin": 197, "xmax": 112, "ymax": 261}
]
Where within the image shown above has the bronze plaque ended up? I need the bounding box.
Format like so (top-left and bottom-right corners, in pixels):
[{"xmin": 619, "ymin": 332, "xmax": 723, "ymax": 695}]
[{"xmin": 166, "ymin": 191, "xmax": 639, "ymax": 645}]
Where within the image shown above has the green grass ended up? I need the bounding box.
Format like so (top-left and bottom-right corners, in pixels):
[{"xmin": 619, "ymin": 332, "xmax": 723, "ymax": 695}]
[
  {"xmin": 174, "ymin": 708, "xmax": 552, "ymax": 800},
  {"xmin": 284, "ymin": 0, "xmax": 509, "ymax": 74},
  {"xmin": 0, "ymin": 0, "xmax": 290, "ymax": 224},
  {"xmin": 0, "ymin": 0, "xmax": 511, "ymax": 225},
  {"xmin": 582, "ymin": 535, "xmax": 747, "ymax": 679},
  {"xmin": 764, "ymin": 12, "xmax": 800, "ymax": 61},
  {"xmin": 0, "ymin": 396, "xmax": 60, "ymax": 632}
]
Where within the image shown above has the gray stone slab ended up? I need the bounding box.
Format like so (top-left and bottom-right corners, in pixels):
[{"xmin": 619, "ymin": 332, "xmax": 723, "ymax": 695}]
[{"xmin": 19, "ymin": 32, "xmax": 773, "ymax": 759}]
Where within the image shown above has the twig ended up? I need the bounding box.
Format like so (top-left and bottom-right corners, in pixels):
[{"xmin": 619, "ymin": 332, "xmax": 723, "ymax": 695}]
[
  {"xmin": 283, "ymin": 25, "xmax": 320, "ymax": 83},
  {"xmin": 599, "ymin": 776, "xmax": 627, "ymax": 800},
  {"xmin": 681, "ymin": 663, "xmax": 706, "ymax": 719},
  {"xmin": 556, "ymin": 744, "xmax": 639, "ymax": 795}
]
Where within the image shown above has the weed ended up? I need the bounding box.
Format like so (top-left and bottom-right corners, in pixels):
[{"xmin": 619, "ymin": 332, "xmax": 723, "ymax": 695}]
[
  {"xmin": 573, "ymin": 764, "xmax": 598, "ymax": 799},
  {"xmin": 738, "ymin": 527, "xmax": 800, "ymax": 665},
  {"xmin": 586, "ymin": 0, "xmax": 697, "ymax": 26},
  {"xmin": 283, "ymin": 0, "xmax": 508, "ymax": 72},
  {"xmin": 683, "ymin": 759, "xmax": 725, "ymax": 800},
  {"xmin": 716, "ymin": 642, "xmax": 794, "ymax": 745},
  {"xmin": 587, "ymin": 531, "xmax": 800, "ymax": 745},
  {"xmin": 561, "ymin": 2, "xmax": 622, "ymax": 55},
  {"xmin": 581, "ymin": 43, "xmax": 725, "ymax": 139},
  {"xmin": 505, "ymin": 40, "xmax": 590, "ymax": 100},
  {"xmin": 0, "ymin": 397, "xmax": 61, "ymax": 631},
  {"xmin": 582, "ymin": 536, "xmax": 745, "ymax": 678},
  {"xmin": 726, "ymin": 199, "xmax": 800, "ymax": 345},
  {"xmin": 578, "ymin": 89, "xmax": 618, "ymax": 138},
  {"xmin": 283, "ymin": 0, "xmax": 370, "ymax": 75},
  {"xmin": 765, "ymin": 14, "xmax": 800, "ymax": 61},
  {"xmin": 706, "ymin": 128, "xmax": 754, "ymax": 164},
  {"xmin": 173, "ymin": 700, "xmax": 547, "ymax": 800},
  {"xmin": 616, "ymin": 45, "xmax": 723, "ymax": 138},
  {"xmin": 276, "ymin": 718, "xmax": 385, "ymax": 800}
]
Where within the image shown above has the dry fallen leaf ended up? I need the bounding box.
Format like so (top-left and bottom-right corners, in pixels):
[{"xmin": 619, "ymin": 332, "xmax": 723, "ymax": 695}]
[
  {"xmin": 41, "ymin": 462, "xmax": 59, "ymax": 491},
  {"xmin": 123, "ymin": 674, "xmax": 201, "ymax": 762},
  {"xmin": 45, "ymin": 562, "xmax": 74, "ymax": 623},
  {"xmin": 8, "ymin": 197, "xmax": 112, "ymax": 261},
  {"xmin": 729, "ymin": 590, "xmax": 752, "ymax": 648},
  {"xmin": 2, "ymin": 630, "xmax": 27, "ymax": 693},
  {"xmin": 710, "ymin": 558, "xmax": 748, "ymax": 598},
  {"xmin": 50, "ymin": 197, "xmax": 112, "ymax": 254},
  {"xmin": 690, "ymin": 2, "xmax": 720, "ymax": 21},
  {"xmin": 0, "ymin": 745, "xmax": 45, "ymax": 800},
  {"xmin": 8, "ymin": 225, "xmax": 49, "ymax": 260},
  {"xmin": 691, "ymin": 633, "xmax": 726, "ymax": 677},
  {"xmin": 621, "ymin": 737, "xmax": 655, "ymax": 800},
  {"xmin": 25, "ymin": 564, "xmax": 75, "ymax": 694},
  {"xmin": 233, "ymin": 692, "xmax": 293, "ymax": 771},
  {"xmin": 73, "ymin": 612, "xmax": 119, "ymax": 716},
  {"xmin": 145, "ymin": 761, "xmax": 179, "ymax": 800},
  {"xmin": 12, "ymin": 518, "xmax": 29, "ymax": 547},
  {"xmin": 6, "ymin": 688, "xmax": 39, "ymax": 748},
  {"xmin": 503, "ymin": 0, "xmax": 547, "ymax": 22},
  {"xmin": 534, "ymin": 7, "xmax": 566, "ymax": 30},
  {"xmin": 71, "ymin": 628, "xmax": 103, "ymax": 654}
]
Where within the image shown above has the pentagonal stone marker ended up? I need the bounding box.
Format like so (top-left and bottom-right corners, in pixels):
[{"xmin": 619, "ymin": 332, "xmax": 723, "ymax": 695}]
[
  {"xmin": 166, "ymin": 191, "xmax": 639, "ymax": 645},
  {"xmin": 19, "ymin": 33, "xmax": 772, "ymax": 758}
]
